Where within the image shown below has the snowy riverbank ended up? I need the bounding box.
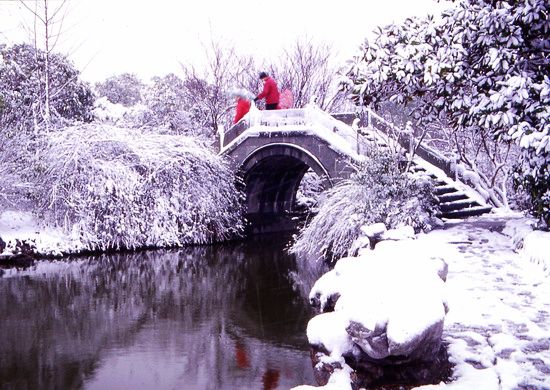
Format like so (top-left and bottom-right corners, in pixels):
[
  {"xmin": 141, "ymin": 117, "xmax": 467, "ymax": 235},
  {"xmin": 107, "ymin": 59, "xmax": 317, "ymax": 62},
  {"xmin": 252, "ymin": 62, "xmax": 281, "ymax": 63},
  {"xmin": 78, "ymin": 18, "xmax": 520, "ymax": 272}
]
[
  {"xmin": 0, "ymin": 124, "xmax": 244, "ymax": 259},
  {"xmin": 0, "ymin": 211, "xmax": 84, "ymax": 258},
  {"xmin": 294, "ymin": 212, "xmax": 550, "ymax": 389}
]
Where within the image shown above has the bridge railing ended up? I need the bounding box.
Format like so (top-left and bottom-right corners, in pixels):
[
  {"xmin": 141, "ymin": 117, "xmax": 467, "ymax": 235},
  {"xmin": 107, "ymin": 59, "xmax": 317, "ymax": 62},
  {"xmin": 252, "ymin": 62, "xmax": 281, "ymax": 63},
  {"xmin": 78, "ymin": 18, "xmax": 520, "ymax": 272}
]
[
  {"xmin": 220, "ymin": 105, "xmax": 458, "ymax": 180},
  {"xmin": 221, "ymin": 105, "xmax": 361, "ymax": 154},
  {"xmin": 360, "ymin": 108, "xmax": 457, "ymax": 180}
]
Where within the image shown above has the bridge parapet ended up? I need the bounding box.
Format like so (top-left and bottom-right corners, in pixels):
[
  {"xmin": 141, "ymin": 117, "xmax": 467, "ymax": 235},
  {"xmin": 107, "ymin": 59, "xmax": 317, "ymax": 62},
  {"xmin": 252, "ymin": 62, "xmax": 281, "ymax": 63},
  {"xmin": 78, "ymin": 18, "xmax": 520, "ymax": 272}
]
[{"xmin": 221, "ymin": 105, "xmax": 363, "ymax": 160}]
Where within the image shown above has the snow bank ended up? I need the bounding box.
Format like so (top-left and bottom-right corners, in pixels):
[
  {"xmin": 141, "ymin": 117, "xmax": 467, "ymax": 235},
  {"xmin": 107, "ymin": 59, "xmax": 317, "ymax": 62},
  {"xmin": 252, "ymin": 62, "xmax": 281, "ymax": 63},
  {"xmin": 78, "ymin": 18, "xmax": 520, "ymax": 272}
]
[
  {"xmin": 0, "ymin": 211, "xmax": 84, "ymax": 257},
  {"xmin": 502, "ymin": 215, "xmax": 550, "ymax": 275},
  {"xmin": 521, "ymin": 230, "xmax": 550, "ymax": 275}
]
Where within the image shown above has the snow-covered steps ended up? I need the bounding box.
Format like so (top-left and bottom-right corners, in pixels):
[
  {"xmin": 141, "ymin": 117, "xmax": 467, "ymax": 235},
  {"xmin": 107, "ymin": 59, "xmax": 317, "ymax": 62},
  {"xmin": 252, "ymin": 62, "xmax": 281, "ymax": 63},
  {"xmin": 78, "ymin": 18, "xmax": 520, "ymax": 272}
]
[
  {"xmin": 411, "ymin": 164, "xmax": 492, "ymax": 219},
  {"xmin": 438, "ymin": 205, "xmax": 493, "ymax": 219},
  {"xmin": 438, "ymin": 192, "xmax": 469, "ymax": 203},
  {"xmin": 434, "ymin": 184, "xmax": 458, "ymax": 196},
  {"xmin": 353, "ymin": 125, "xmax": 492, "ymax": 220},
  {"xmin": 439, "ymin": 199, "xmax": 480, "ymax": 212}
]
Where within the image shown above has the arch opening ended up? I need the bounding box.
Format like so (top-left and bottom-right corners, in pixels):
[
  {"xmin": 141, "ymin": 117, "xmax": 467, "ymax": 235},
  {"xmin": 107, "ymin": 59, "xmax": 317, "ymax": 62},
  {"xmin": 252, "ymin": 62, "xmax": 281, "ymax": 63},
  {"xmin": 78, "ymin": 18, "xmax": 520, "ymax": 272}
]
[{"xmin": 239, "ymin": 144, "xmax": 332, "ymax": 234}]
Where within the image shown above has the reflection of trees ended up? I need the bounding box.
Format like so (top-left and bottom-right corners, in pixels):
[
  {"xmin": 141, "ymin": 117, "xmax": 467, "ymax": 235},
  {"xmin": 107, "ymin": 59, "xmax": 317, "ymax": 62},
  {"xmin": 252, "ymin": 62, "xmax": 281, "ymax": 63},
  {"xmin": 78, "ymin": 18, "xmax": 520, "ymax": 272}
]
[
  {"xmin": 231, "ymin": 236, "xmax": 315, "ymax": 349},
  {"xmin": 0, "ymin": 238, "xmax": 315, "ymax": 389}
]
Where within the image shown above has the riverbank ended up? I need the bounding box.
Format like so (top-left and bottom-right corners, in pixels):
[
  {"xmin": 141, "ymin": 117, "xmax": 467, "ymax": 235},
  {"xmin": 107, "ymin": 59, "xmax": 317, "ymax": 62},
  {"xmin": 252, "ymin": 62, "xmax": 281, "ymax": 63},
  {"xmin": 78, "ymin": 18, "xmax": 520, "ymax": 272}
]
[
  {"xmin": 294, "ymin": 211, "xmax": 550, "ymax": 389},
  {"xmin": 0, "ymin": 210, "xmax": 84, "ymax": 259}
]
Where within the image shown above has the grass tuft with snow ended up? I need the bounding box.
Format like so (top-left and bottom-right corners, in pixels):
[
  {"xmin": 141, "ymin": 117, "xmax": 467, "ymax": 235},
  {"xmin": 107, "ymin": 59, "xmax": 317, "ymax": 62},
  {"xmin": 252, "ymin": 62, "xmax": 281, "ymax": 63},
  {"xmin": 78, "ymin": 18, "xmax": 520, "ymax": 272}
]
[{"xmin": 290, "ymin": 151, "xmax": 439, "ymax": 263}]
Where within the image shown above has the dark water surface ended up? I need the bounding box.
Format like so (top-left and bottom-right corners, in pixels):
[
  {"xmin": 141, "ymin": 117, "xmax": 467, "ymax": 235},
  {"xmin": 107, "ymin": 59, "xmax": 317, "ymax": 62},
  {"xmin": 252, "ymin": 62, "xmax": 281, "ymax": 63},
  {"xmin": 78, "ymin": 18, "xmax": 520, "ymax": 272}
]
[{"xmin": 0, "ymin": 235, "xmax": 316, "ymax": 390}]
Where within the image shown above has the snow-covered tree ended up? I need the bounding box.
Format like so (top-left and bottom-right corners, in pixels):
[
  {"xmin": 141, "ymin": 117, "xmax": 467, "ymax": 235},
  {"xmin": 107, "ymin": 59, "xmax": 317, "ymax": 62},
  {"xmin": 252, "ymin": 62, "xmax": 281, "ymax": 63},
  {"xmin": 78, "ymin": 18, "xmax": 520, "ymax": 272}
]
[
  {"xmin": 141, "ymin": 73, "xmax": 203, "ymax": 136},
  {"xmin": 0, "ymin": 43, "xmax": 94, "ymax": 132},
  {"xmin": 269, "ymin": 37, "xmax": 347, "ymax": 111},
  {"xmin": 343, "ymin": 0, "xmax": 549, "ymax": 227},
  {"xmin": 0, "ymin": 43, "xmax": 93, "ymax": 208},
  {"xmin": 180, "ymin": 39, "xmax": 254, "ymax": 136},
  {"xmin": 95, "ymin": 73, "xmax": 144, "ymax": 107},
  {"xmin": 17, "ymin": 0, "xmax": 75, "ymax": 130}
]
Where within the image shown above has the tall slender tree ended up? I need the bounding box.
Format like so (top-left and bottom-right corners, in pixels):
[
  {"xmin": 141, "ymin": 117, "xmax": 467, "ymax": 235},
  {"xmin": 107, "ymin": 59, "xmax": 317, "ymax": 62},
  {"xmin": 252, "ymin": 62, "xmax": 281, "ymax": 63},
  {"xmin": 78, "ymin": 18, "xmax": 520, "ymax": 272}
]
[{"xmin": 18, "ymin": 0, "xmax": 70, "ymax": 130}]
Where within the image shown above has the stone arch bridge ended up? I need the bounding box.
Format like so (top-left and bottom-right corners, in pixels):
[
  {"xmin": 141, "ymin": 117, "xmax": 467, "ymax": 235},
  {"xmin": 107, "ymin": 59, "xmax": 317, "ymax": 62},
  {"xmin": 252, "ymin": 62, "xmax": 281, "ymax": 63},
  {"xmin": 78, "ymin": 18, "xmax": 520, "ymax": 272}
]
[{"xmin": 219, "ymin": 105, "xmax": 491, "ymax": 233}]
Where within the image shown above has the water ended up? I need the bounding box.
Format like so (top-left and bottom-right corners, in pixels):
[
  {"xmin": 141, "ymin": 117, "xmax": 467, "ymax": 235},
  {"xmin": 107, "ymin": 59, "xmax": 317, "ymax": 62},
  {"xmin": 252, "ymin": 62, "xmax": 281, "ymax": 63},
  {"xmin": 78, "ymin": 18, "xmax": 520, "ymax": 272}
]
[{"xmin": 0, "ymin": 235, "xmax": 317, "ymax": 390}]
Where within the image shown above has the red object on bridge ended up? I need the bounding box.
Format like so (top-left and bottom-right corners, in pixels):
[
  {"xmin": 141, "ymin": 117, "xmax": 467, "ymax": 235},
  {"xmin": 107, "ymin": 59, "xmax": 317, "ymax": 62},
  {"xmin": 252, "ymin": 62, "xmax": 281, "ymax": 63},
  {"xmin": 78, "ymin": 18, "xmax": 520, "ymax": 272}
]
[{"xmin": 234, "ymin": 98, "xmax": 251, "ymax": 124}]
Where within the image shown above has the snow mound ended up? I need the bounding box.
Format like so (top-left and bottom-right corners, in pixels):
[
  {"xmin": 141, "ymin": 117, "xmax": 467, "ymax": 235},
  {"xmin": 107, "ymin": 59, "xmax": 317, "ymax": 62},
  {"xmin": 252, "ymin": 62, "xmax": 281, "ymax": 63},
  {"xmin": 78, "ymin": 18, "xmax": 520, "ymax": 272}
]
[{"xmin": 306, "ymin": 239, "xmax": 449, "ymax": 386}]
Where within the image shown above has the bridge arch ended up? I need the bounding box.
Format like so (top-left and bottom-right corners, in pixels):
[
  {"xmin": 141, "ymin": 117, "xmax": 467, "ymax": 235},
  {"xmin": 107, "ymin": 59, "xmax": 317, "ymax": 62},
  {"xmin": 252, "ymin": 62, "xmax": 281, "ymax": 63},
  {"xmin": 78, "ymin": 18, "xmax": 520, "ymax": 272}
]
[{"xmin": 239, "ymin": 143, "xmax": 333, "ymax": 218}]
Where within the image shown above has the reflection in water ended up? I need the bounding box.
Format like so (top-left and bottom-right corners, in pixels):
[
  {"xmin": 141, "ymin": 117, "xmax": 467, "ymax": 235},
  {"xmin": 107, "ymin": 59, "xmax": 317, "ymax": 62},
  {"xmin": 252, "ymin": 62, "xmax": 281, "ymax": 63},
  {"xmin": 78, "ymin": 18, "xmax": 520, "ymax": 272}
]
[{"xmin": 0, "ymin": 235, "xmax": 316, "ymax": 389}]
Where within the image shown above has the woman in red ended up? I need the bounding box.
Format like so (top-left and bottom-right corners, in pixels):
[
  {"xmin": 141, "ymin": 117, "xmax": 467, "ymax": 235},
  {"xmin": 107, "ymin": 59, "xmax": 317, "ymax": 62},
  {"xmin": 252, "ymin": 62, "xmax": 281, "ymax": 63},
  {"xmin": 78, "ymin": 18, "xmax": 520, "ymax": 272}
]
[{"xmin": 232, "ymin": 88, "xmax": 253, "ymax": 124}]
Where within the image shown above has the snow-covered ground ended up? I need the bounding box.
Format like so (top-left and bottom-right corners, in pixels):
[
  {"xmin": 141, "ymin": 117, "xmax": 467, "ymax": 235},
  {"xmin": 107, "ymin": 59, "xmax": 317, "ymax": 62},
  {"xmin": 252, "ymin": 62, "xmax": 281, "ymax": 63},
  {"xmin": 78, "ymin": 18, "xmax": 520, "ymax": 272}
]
[
  {"xmin": 0, "ymin": 211, "xmax": 84, "ymax": 257},
  {"xmin": 295, "ymin": 212, "xmax": 550, "ymax": 389},
  {"xmin": 416, "ymin": 214, "xmax": 550, "ymax": 390}
]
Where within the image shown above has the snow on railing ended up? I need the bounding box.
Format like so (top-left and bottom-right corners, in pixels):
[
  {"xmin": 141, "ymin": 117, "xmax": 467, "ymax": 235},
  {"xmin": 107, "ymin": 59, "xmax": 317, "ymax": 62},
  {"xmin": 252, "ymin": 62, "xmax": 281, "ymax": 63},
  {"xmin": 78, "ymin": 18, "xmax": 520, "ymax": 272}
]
[{"xmin": 222, "ymin": 104, "xmax": 365, "ymax": 159}]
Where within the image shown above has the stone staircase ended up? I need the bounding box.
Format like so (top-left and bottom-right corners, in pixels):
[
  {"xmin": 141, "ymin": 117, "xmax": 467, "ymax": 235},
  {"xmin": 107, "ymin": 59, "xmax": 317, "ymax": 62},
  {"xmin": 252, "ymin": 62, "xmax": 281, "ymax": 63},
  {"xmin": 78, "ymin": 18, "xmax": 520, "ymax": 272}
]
[
  {"xmin": 410, "ymin": 165, "xmax": 493, "ymax": 219},
  {"xmin": 352, "ymin": 122, "xmax": 492, "ymax": 220}
]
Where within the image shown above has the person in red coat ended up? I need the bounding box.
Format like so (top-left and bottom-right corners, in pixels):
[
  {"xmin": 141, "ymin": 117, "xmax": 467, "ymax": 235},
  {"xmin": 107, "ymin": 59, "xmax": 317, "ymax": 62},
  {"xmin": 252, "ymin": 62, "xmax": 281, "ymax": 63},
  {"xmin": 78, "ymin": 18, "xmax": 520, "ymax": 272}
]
[
  {"xmin": 254, "ymin": 72, "xmax": 280, "ymax": 110},
  {"xmin": 232, "ymin": 88, "xmax": 253, "ymax": 124},
  {"xmin": 233, "ymin": 96, "xmax": 251, "ymax": 124}
]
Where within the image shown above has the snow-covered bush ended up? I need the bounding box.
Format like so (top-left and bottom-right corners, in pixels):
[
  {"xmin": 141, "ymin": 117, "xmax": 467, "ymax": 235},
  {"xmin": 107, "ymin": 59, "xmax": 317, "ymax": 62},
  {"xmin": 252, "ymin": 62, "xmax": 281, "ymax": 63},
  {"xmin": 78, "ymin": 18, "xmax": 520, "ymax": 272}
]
[
  {"xmin": 343, "ymin": 0, "xmax": 550, "ymax": 227},
  {"xmin": 91, "ymin": 96, "xmax": 150, "ymax": 127},
  {"xmin": 94, "ymin": 73, "xmax": 144, "ymax": 107},
  {"xmin": 290, "ymin": 151, "xmax": 438, "ymax": 263},
  {"xmin": 32, "ymin": 124, "xmax": 244, "ymax": 250},
  {"xmin": 295, "ymin": 169, "xmax": 325, "ymax": 212}
]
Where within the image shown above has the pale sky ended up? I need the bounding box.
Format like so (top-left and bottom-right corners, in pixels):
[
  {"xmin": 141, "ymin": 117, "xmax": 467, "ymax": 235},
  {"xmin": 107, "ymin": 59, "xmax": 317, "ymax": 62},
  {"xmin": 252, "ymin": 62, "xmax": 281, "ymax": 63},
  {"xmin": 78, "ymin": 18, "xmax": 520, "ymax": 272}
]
[{"xmin": 0, "ymin": 0, "xmax": 452, "ymax": 83}]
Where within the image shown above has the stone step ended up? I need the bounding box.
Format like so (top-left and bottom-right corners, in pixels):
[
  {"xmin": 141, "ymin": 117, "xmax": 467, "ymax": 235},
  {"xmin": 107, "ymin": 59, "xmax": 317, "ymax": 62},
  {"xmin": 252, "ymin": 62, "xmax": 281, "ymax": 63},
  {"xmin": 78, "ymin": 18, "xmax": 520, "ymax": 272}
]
[
  {"xmin": 438, "ymin": 206, "xmax": 492, "ymax": 219},
  {"xmin": 434, "ymin": 185, "xmax": 457, "ymax": 195},
  {"xmin": 439, "ymin": 199, "xmax": 480, "ymax": 212},
  {"xmin": 437, "ymin": 192, "xmax": 469, "ymax": 203},
  {"xmin": 411, "ymin": 166, "xmax": 426, "ymax": 172}
]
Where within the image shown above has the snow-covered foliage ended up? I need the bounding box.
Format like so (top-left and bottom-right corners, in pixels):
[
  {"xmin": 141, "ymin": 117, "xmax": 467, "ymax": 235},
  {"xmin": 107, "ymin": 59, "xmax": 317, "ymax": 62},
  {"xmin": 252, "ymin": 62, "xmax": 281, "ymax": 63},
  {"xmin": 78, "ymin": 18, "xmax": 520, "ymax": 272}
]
[
  {"xmin": 141, "ymin": 73, "xmax": 206, "ymax": 136},
  {"xmin": 94, "ymin": 73, "xmax": 144, "ymax": 107},
  {"xmin": 343, "ymin": 0, "xmax": 550, "ymax": 227},
  {"xmin": 0, "ymin": 43, "xmax": 94, "ymax": 131},
  {"xmin": 295, "ymin": 169, "xmax": 325, "ymax": 212},
  {"xmin": 502, "ymin": 215, "xmax": 550, "ymax": 276},
  {"xmin": 92, "ymin": 96, "xmax": 145, "ymax": 127},
  {"xmin": 376, "ymin": 100, "xmax": 526, "ymax": 210},
  {"xmin": 290, "ymin": 150, "xmax": 439, "ymax": 263},
  {"xmin": 31, "ymin": 124, "xmax": 244, "ymax": 251},
  {"xmin": 93, "ymin": 74, "xmax": 208, "ymax": 137}
]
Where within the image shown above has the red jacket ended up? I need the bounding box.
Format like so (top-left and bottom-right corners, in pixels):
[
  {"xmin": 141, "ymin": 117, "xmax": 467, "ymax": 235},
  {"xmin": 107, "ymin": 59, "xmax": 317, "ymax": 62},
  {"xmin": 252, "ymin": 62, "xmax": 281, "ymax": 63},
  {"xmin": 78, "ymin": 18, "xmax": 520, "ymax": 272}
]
[
  {"xmin": 256, "ymin": 77, "xmax": 280, "ymax": 105},
  {"xmin": 233, "ymin": 98, "xmax": 251, "ymax": 124}
]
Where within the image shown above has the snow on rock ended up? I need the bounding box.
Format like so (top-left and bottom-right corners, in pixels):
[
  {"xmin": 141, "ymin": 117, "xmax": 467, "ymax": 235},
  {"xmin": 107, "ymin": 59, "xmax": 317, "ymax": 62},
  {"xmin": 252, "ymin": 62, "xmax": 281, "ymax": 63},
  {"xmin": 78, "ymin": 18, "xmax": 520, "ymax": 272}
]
[
  {"xmin": 307, "ymin": 311, "xmax": 354, "ymax": 361},
  {"xmin": 380, "ymin": 225, "xmax": 416, "ymax": 241},
  {"xmin": 360, "ymin": 222, "xmax": 387, "ymax": 238},
  {"xmin": 305, "ymin": 238, "xmax": 449, "ymax": 387},
  {"xmin": 300, "ymin": 214, "xmax": 549, "ymax": 389},
  {"xmin": 292, "ymin": 364, "xmax": 354, "ymax": 390}
]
